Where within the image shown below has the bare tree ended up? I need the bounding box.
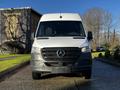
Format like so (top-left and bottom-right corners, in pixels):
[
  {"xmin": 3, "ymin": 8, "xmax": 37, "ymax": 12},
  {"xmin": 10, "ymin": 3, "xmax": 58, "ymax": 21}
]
[
  {"xmin": 82, "ymin": 8, "xmax": 104, "ymax": 49},
  {"xmin": 102, "ymin": 11, "xmax": 113, "ymax": 44},
  {"xmin": 102, "ymin": 11, "xmax": 120, "ymax": 49},
  {"xmin": 82, "ymin": 7, "xmax": 116, "ymax": 50}
]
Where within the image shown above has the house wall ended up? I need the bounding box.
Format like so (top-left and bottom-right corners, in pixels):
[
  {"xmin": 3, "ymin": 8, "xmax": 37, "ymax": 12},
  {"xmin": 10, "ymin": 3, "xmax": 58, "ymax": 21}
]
[{"xmin": 0, "ymin": 7, "xmax": 41, "ymax": 53}]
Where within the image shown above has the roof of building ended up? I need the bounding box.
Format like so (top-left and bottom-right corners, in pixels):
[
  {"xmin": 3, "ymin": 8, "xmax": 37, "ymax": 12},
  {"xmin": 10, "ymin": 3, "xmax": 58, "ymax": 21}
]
[{"xmin": 0, "ymin": 7, "xmax": 42, "ymax": 16}]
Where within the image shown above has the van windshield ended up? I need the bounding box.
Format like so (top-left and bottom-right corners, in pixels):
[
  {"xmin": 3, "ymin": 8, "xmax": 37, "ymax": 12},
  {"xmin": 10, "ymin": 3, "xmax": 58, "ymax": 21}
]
[{"xmin": 36, "ymin": 21, "xmax": 86, "ymax": 37}]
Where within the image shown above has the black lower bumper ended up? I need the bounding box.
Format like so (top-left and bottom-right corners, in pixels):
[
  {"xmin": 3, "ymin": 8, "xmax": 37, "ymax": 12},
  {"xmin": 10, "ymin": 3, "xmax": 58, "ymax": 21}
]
[
  {"xmin": 50, "ymin": 52, "xmax": 92, "ymax": 74},
  {"xmin": 51, "ymin": 65, "xmax": 92, "ymax": 74}
]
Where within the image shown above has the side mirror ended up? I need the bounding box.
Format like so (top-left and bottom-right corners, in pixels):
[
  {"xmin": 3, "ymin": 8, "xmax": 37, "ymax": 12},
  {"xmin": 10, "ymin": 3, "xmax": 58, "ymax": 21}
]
[{"xmin": 87, "ymin": 31, "xmax": 93, "ymax": 41}]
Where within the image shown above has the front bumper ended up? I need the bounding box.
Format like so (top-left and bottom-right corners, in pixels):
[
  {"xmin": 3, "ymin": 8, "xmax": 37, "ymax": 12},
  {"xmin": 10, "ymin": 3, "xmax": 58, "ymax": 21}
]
[
  {"xmin": 31, "ymin": 52, "xmax": 92, "ymax": 74},
  {"xmin": 31, "ymin": 64, "xmax": 91, "ymax": 74}
]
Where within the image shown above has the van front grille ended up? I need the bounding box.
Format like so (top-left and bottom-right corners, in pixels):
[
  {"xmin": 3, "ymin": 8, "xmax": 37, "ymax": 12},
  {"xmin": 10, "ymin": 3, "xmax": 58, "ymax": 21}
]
[{"xmin": 41, "ymin": 47, "xmax": 81, "ymax": 62}]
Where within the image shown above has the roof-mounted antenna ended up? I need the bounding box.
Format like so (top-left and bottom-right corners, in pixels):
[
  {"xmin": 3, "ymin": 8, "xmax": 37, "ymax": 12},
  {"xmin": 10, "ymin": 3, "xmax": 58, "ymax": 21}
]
[{"xmin": 60, "ymin": 13, "xmax": 62, "ymax": 18}]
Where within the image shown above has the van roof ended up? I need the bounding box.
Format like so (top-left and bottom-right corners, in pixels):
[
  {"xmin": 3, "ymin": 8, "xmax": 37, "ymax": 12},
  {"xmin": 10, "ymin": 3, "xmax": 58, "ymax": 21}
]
[{"xmin": 40, "ymin": 13, "xmax": 82, "ymax": 22}]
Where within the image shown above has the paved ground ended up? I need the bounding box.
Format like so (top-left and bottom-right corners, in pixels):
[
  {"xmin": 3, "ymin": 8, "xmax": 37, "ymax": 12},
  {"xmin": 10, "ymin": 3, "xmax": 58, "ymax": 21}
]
[{"xmin": 0, "ymin": 60, "xmax": 120, "ymax": 90}]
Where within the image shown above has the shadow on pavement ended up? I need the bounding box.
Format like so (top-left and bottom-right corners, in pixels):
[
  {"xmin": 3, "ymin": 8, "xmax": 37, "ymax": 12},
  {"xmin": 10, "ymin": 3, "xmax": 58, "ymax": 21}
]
[
  {"xmin": 40, "ymin": 73, "xmax": 96, "ymax": 90},
  {"xmin": 40, "ymin": 73, "xmax": 83, "ymax": 80},
  {"xmin": 60, "ymin": 80, "xmax": 94, "ymax": 90}
]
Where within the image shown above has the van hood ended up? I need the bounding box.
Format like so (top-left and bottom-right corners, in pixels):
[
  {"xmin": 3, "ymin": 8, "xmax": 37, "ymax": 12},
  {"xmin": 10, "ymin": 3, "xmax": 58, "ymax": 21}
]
[{"xmin": 33, "ymin": 37, "xmax": 89, "ymax": 48}]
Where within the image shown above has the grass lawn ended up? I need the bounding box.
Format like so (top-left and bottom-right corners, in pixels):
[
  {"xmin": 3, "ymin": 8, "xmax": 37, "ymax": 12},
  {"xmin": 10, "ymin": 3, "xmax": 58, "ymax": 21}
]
[
  {"xmin": 0, "ymin": 54, "xmax": 31, "ymax": 72},
  {"xmin": 92, "ymin": 52, "xmax": 105, "ymax": 59}
]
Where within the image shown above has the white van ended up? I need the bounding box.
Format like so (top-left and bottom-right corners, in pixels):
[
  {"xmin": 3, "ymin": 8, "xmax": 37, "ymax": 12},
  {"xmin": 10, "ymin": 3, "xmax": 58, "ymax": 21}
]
[{"xmin": 31, "ymin": 13, "xmax": 93, "ymax": 79}]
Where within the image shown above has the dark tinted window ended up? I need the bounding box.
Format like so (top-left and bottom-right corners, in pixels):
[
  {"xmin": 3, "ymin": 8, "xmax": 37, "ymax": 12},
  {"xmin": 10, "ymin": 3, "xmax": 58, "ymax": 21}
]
[{"xmin": 36, "ymin": 21, "xmax": 85, "ymax": 37}]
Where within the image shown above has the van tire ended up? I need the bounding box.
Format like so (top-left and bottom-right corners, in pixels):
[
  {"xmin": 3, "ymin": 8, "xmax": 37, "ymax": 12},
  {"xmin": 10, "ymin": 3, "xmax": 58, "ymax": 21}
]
[
  {"xmin": 82, "ymin": 70, "xmax": 91, "ymax": 79},
  {"xmin": 32, "ymin": 72, "xmax": 41, "ymax": 80}
]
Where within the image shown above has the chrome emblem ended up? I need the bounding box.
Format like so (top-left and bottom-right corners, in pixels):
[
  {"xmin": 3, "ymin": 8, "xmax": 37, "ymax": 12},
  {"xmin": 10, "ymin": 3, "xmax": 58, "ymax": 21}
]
[{"xmin": 56, "ymin": 49, "xmax": 65, "ymax": 58}]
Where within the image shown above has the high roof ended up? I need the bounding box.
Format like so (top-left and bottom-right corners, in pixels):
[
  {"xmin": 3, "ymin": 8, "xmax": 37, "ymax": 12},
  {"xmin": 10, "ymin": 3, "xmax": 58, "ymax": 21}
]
[{"xmin": 40, "ymin": 13, "xmax": 82, "ymax": 22}]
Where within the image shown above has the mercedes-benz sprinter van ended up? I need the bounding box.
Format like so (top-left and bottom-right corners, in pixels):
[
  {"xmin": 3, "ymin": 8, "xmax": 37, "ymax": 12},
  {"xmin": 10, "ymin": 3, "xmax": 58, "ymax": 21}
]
[{"xmin": 31, "ymin": 13, "xmax": 93, "ymax": 79}]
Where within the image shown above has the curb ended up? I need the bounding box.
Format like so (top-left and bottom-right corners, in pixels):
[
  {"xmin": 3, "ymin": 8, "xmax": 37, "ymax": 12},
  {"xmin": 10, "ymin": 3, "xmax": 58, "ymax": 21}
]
[
  {"xmin": 0, "ymin": 60, "xmax": 30, "ymax": 81},
  {"xmin": 97, "ymin": 58, "xmax": 120, "ymax": 67}
]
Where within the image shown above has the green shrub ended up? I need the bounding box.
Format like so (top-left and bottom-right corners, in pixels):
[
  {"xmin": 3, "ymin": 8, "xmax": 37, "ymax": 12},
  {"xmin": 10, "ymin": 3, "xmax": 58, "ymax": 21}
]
[
  {"xmin": 105, "ymin": 49, "xmax": 110, "ymax": 58},
  {"xmin": 113, "ymin": 46, "xmax": 120, "ymax": 60}
]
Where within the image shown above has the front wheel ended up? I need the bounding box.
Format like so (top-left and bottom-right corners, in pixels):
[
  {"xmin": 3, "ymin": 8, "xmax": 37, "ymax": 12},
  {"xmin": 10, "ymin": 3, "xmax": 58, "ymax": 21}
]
[
  {"xmin": 82, "ymin": 70, "xmax": 92, "ymax": 79},
  {"xmin": 32, "ymin": 72, "xmax": 41, "ymax": 80}
]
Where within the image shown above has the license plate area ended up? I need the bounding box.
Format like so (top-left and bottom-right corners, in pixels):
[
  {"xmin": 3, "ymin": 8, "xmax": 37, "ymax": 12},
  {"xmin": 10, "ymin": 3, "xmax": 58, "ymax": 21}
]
[{"xmin": 52, "ymin": 67, "xmax": 71, "ymax": 73}]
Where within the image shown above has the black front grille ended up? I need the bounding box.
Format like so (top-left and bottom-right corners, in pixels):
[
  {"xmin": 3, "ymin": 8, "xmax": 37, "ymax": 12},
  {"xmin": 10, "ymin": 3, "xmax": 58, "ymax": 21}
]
[{"xmin": 41, "ymin": 47, "xmax": 81, "ymax": 62}]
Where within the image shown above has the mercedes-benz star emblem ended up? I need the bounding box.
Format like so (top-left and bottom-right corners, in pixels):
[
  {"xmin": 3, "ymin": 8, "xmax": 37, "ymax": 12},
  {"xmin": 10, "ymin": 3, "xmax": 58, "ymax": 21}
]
[{"xmin": 56, "ymin": 49, "xmax": 65, "ymax": 58}]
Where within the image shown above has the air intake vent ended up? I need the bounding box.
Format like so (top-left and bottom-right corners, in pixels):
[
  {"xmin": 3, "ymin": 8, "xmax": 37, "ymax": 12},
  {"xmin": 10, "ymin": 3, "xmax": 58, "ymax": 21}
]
[{"xmin": 41, "ymin": 47, "xmax": 81, "ymax": 62}]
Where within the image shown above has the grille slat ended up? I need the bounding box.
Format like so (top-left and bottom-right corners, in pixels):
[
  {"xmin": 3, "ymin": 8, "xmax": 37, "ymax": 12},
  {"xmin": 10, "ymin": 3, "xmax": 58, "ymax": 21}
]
[{"xmin": 41, "ymin": 47, "xmax": 81, "ymax": 62}]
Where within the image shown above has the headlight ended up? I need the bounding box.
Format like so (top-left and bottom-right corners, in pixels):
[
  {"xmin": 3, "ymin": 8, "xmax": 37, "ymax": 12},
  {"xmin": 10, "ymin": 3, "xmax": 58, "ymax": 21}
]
[{"xmin": 81, "ymin": 46, "xmax": 91, "ymax": 52}]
